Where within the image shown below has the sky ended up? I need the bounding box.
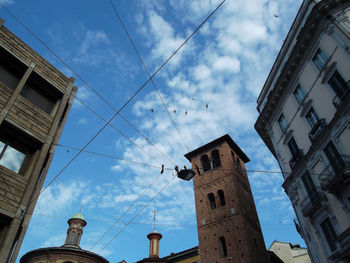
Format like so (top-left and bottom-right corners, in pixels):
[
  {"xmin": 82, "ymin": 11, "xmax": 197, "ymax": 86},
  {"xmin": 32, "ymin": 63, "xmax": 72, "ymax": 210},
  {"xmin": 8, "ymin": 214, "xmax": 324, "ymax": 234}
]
[{"xmin": 0, "ymin": 0, "xmax": 305, "ymax": 262}]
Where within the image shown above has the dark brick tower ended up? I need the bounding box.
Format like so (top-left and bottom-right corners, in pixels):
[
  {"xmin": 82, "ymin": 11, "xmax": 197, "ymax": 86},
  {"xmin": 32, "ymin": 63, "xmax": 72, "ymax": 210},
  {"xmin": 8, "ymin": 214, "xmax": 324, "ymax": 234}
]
[{"xmin": 185, "ymin": 134, "xmax": 268, "ymax": 263}]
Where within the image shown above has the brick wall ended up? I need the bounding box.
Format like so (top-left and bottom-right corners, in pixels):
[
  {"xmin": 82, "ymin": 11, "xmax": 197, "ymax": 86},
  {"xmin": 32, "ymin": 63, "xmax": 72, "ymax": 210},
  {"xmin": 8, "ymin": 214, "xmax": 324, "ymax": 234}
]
[
  {"xmin": 191, "ymin": 140, "xmax": 268, "ymax": 263},
  {"xmin": 0, "ymin": 167, "xmax": 26, "ymax": 215}
]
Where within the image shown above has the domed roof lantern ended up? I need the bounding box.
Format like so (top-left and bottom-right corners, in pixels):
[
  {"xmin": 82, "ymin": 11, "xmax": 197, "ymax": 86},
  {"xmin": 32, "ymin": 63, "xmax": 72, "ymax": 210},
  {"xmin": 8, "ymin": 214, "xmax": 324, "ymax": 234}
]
[{"xmin": 62, "ymin": 211, "xmax": 87, "ymax": 248}]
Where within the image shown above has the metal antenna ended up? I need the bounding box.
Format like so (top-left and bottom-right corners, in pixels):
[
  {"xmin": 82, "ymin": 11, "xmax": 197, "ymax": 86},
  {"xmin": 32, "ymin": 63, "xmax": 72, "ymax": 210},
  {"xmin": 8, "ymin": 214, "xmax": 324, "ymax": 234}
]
[{"xmin": 152, "ymin": 210, "xmax": 157, "ymax": 231}]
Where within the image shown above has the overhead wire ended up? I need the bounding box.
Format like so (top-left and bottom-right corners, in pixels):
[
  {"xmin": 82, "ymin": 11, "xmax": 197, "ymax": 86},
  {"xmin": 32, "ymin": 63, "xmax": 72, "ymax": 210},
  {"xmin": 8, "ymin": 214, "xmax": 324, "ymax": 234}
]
[
  {"xmin": 55, "ymin": 144, "xmax": 172, "ymax": 170},
  {"xmin": 90, "ymin": 170, "xmax": 166, "ymax": 250},
  {"xmin": 107, "ymin": 0, "xmax": 192, "ymax": 153},
  {"xmin": 74, "ymin": 97, "xmax": 163, "ymax": 166},
  {"xmin": 101, "ymin": 173, "xmax": 177, "ymax": 250},
  {"xmin": 0, "ymin": 2, "xmax": 177, "ymax": 169},
  {"xmin": 22, "ymin": 0, "xmax": 226, "ymax": 206},
  {"xmin": 118, "ymin": 112, "xmax": 176, "ymax": 166}
]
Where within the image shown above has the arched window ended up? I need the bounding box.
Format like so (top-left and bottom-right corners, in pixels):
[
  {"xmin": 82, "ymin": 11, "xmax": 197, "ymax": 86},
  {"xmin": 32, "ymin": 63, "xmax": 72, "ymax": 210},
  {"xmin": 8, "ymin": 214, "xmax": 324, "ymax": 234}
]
[
  {"xmin": 231, "ymin": 151, "xmax": 236, "ymax": 168},
  {"xmin": 201, "ymin": 154, "xmax": 211, "ymax": 172},
  {"xmin": 236, "ymin": 157, "xmax": 243, "ymax": 174},
  {"xmin": 207, "ymin": 193, "xmax": 216, "ymax": 210},
  {"xmin": 211, "ymin": 149, "xmax": 221, "ymax": 168},
  {"xmin": 217, "ymin": 189, "xmax": 225, "ymax": 206},
  {"xmin": 219, "ymin": 236, "xmax": 227, "ymax": 257},
  {"xmin": 69, "ymin": 231, "xmax": 76, "ymax": 244}
]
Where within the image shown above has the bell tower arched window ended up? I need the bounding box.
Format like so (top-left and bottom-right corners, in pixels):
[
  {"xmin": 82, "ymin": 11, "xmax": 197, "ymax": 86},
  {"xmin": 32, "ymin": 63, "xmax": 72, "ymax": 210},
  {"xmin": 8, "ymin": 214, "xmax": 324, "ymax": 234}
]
[
  {"xmin": 211, "ymin": 149, "xmax": 221, "ymax": 168},
  {"xmin": 236, "ymin": 157, "xmax": 243, "ymax": 174},
  {"xmin": 70, "ymin": 231, "xmax": 76, "ymax": 244},
  {"xmin": 217, "ymin": 189, "xmax": 225, "ymax": 206},
  {"xmin": 201, "ymin": 154, "xmax": 211, "ymax": 172},
  {"xmin": 219, "ymin": 236, "xmax": 227, "ymax": 257},
  {"xmin": 207, "ymin": 193, "xmax": 216, "ymax": 210}
]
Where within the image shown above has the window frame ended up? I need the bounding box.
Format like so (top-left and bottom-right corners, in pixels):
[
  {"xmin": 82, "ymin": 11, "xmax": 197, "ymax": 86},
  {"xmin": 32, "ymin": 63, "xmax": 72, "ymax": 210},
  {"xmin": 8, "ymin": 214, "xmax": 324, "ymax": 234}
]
[
  {"xmin": 218, "ymin": 236, "xmax": 228, "ymax": 257},
  {"xmin": 287, "ymin": 137, "xmax": 299, "ymax": 158},
  {"xmin": 200, "ymin": 154, "xmax": 211, "ymax": 172},
  {"xmin": 293, "ymin": 84, "xmax": 306, "ymax": 105},
  {"xmin": 305, "ymin": 107, "xmax": 320, "ymax": 129},
  {"xmin": 217, "ymin": 189, "xmax": 226, "ymax": 206},
  {"xmin": 207, "ymin": 193, "xmax": 216, "ymax": 210},
  {"xmin": 312, "ymin": 48, "xmax": 328, "ymax": 70},
  {"xmin": 320, "ymin": 217, "xmax": 337, "ymax": 252},
  {"xmin": 277, "ymin": 114, "xmax": 288, "ymax": 133},
  {"xmin": 211, "ymin": 149, "xmax": 221, "ymax": 168}
]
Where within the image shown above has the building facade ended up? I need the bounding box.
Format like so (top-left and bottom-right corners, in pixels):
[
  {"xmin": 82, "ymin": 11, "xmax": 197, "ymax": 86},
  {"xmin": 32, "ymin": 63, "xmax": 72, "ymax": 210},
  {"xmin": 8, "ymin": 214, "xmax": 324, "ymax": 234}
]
[
  {"xmin": 185, "ymin": 135, "xmax": 269, "ymax": 263},
  {"xmin": 268, "ymin": 241, "xmax": 311, "ymax": 263},
  {"xmin": 0, "ymin": 18, "xmax": 77, "ymax": 262},
  {"xmin": 20, "ymin": 213, "xmax": 109, "ymax": 263},
  {"xmin": 255, "ymin": 0, "xmax": 350, "ymax": 262}
]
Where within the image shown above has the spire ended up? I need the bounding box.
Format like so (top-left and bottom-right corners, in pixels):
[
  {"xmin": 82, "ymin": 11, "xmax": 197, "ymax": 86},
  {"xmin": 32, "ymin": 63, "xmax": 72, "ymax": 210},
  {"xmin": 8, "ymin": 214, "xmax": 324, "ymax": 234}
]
[{"xmin": 63, "ymin": 212, "xmax": 87, "ymax": 248}]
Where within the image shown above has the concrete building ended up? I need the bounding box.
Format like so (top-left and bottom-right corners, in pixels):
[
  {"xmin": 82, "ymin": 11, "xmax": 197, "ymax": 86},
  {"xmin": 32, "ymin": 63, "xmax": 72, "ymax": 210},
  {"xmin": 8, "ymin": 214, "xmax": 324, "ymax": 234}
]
[
  {"xmin": 255, "ymin": 0, "xmax": 350, "ymax": 262},
  {"xmin": 0, "ymin": 18, "xmax": 77, "ymax": 262},
  {"xmin": 20, "ymin": 213, "xmax": 109, "ymax": 263},
  {"xmin": 268, "ymin": 241, "xmax": 311, "ymax": 263},
  {"xmin": 184, "ymin": 134, "xmax": 269, "ymax": 263}
]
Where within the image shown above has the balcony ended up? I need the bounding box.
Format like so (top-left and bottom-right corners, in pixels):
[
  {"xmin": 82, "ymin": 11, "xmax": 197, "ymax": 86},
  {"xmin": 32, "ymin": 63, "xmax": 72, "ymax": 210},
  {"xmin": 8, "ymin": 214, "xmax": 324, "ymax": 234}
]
[
  {"xmin": 289, "ymin": 149, "xmax": 304, "ymax": 170},
  {"xmin": 300, "ymin": 190, "xmax": 326, "ymax": 217},
  {"xmin": 308, "ymin": 119, "xmax": 326, "ymax": 142},
  {"xmin": 329, "ymin": 227, "xmax": 350, "ymax": 261},
  {"xmin": 318, "ymin": 155, "xmax": 350, "ymax": 193}
]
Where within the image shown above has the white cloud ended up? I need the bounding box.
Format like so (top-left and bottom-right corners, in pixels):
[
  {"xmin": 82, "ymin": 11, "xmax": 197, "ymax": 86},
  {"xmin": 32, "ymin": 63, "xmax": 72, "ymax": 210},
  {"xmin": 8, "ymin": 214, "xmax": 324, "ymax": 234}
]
[
  {"xmin": 36, "ymin": 181, "xmax": 89, "ymax": 214},
  {"xmin": 0, "ymin": 0, "xmax": 14, "ymax": 5}
]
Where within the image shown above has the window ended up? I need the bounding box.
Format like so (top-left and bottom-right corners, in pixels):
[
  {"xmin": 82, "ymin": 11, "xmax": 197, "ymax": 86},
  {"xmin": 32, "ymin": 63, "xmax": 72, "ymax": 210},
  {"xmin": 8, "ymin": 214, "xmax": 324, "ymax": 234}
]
[
  {"xmin": 278, "ymin": 114, "xmax": 288, "ymax": 132},
  {"xmin": 218, "ymin": 190, "xmax": 226, "ymax": 206},
  {"xmin": 293, "ymin": 84, "xmax": 306, "ymax": 104},
  {"xmin": 324, "ymin": 141, "xmax": 344, "ymax": 174},
  {"xmin": 201, "ymin": 154, "xmax": 211, "ymax": 172},
  {"xmin": 20, "ymin": 73, "xmax": 62, "ymax": 115},
  {"xmin": 0, "ymin": 214, "xmax": 11, "ymax": 246},
  {"xmin": 328, "ymin": 70, "xmax": 349, "ymax": 100},
  {"xmin": 287, "ymin": 137, "xmax": 299, "ymax": 158},
  {"xmin": 219, "ymin": 236, "xmax": 227, "ymax": 257},
  {"xmin": 0, "ymin": 47, "xmax": 26, "ymax": 90},
  {"xmin": 305, "ymin": 108, "xmax": 320, "ymax": 128},
  {"xmin": 301, "ymin": 172, "xmax": 318, "ymax": 201},
  {"xmin": 69, "ymin": 231, "xmax": 76, "ymax": 244},
  {"xmin": 236, "ymin": 157, "xmax": 243, "ymax": 174},
  {"xmin": 208, "ymin": 193, "xmax": 216, "ymax": 210},
  {"xmin": 320, "ymin": 218, "xmax": 337, "ymax": 251},
  {"xmin": 211, "ymin": 149, "xmax": 221, "ymax": 168},
  {"xmin": 0, "ymin": 122, "xmax": 38, "ymax": 175},
  {"xmin": 312, "ymin": 48, "xmax": 328, "ymax": 70},
  {"xmin": 0, "ymin": 140, "xmax": 26, "ymax": 173}
]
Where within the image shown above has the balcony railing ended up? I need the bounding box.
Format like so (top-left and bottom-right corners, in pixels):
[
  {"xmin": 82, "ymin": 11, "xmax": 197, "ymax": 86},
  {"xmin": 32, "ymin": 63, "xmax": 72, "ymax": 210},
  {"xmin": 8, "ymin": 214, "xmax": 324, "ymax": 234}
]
[
  {"xmin": 300, "ymin": 190, "xmax": 326, "ymax": 217},
  {"xmin": 318, "ymin": 155, "xmax": 350, "ymax": 193},
  {"xmin": 329, "ymin": 227, "xmax": 350, "ymax": 261},
  {"xmin": 308, "ymin": 119, "xmax": 326, "ymax": 142},
  {"xmin": 289, "ymin": 149, "xmax": 304, "ymax": 170}
]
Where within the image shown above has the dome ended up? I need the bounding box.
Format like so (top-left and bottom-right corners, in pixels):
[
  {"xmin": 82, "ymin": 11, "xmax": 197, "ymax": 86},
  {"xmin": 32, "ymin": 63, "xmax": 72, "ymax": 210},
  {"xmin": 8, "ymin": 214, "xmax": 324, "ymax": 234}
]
[{"xmin": 71, "ymin": 212, "xmax": 85, "ymax": 220}]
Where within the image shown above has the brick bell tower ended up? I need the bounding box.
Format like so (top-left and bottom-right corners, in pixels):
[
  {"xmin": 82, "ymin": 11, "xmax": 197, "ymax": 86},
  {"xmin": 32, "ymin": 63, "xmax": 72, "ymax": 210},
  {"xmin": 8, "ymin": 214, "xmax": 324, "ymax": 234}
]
[{"xmin": 185, "ymin": 134, "xmax": 268, "ymax": 263}]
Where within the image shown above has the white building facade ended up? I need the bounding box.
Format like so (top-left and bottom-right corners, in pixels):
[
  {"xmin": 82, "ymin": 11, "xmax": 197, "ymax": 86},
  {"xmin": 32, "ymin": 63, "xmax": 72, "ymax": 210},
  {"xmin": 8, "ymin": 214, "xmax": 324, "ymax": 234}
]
[{"xmin": 255, "ymin": 0, "xmax": 350, "ymax": 262}]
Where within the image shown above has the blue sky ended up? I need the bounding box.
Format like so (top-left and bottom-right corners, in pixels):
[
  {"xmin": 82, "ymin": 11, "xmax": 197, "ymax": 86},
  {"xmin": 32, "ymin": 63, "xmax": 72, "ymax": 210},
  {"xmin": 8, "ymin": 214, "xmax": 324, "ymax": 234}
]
[{"xmin": 1, "ymin": 0, "xmax": 304, "ymax": 262}]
